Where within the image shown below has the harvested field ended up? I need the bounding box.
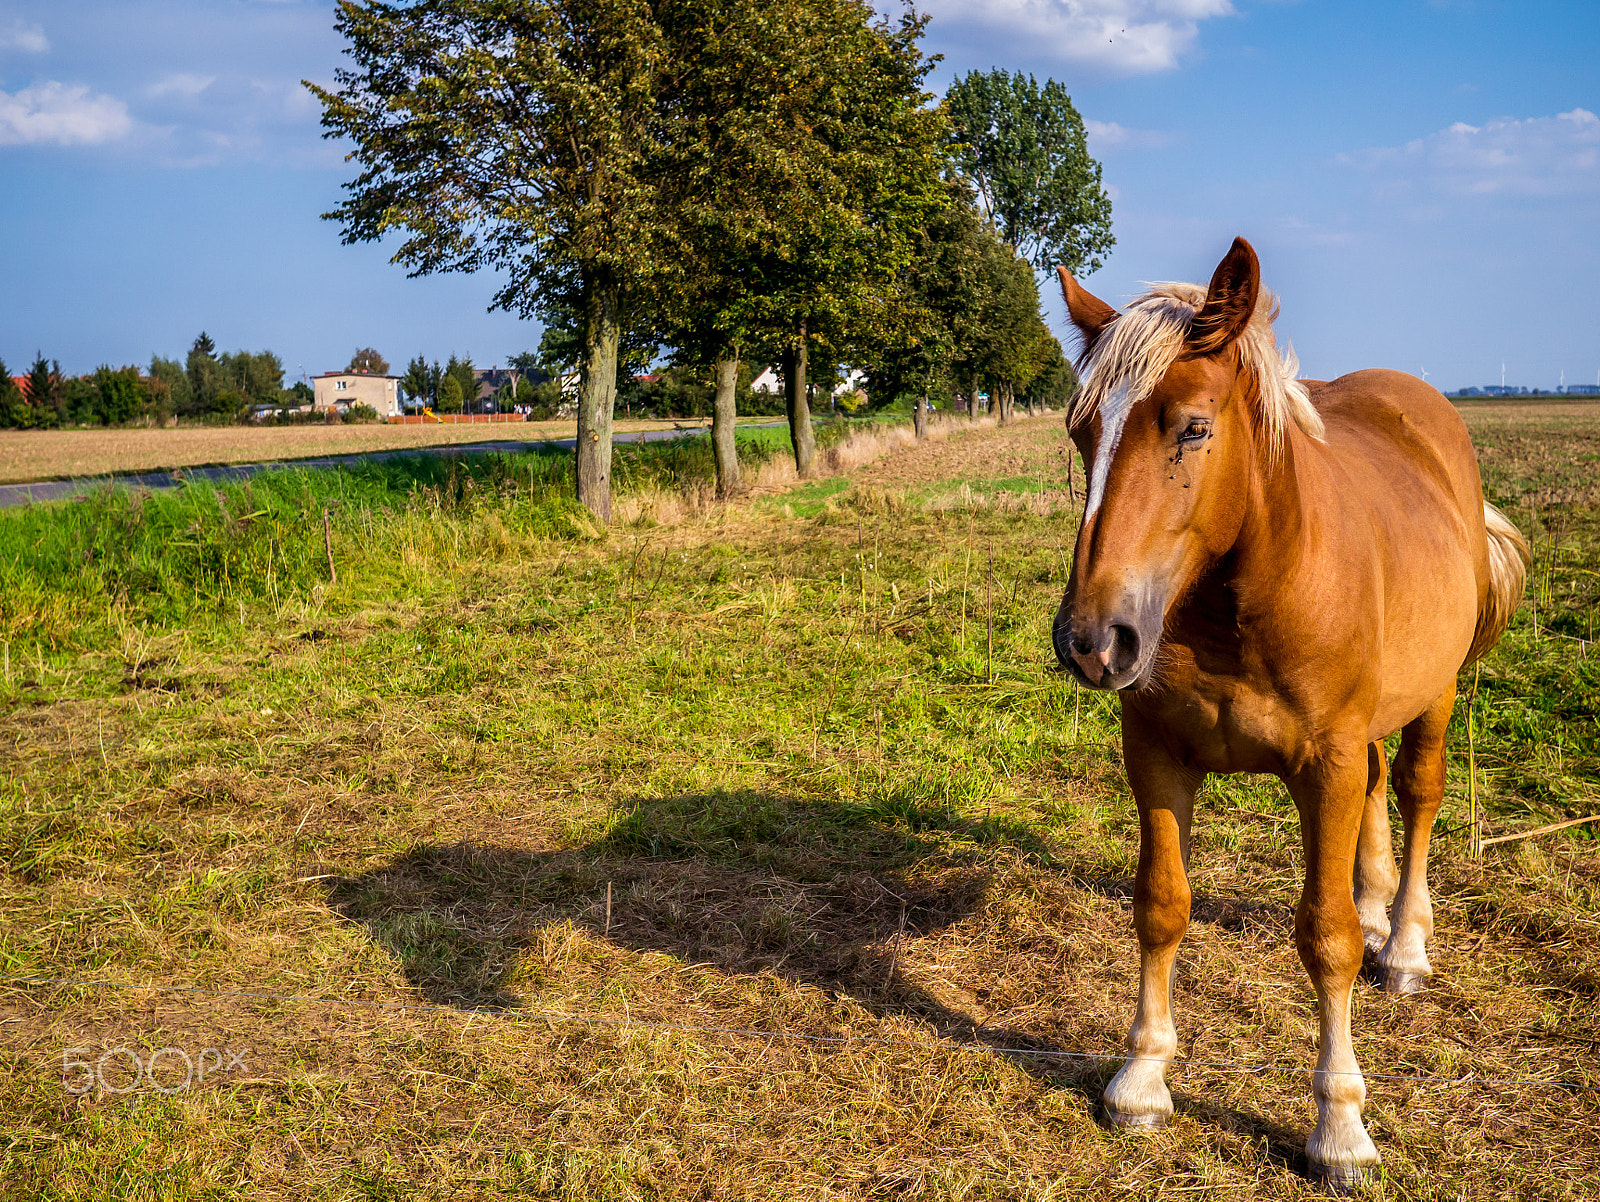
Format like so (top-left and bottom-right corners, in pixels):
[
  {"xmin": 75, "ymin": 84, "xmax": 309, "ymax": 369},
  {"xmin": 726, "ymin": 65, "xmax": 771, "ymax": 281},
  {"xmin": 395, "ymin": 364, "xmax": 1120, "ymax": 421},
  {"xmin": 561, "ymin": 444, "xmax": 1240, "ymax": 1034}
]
[
  {"xmin": 0, "ymin": 415, "xmax": 778, "ymax": 486},
  {"xmin": 0, "ymin": 409, "xmax": 1596, "ymax": 1200}
]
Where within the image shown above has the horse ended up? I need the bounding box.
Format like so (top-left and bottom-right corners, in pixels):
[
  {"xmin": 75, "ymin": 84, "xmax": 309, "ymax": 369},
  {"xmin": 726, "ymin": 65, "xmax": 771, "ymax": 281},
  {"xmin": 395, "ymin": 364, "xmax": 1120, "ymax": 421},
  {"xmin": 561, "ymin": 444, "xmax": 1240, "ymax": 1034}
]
[{"xmin": 1051, "ymin": 238, "xmax": 1529, "ymax": 1190}]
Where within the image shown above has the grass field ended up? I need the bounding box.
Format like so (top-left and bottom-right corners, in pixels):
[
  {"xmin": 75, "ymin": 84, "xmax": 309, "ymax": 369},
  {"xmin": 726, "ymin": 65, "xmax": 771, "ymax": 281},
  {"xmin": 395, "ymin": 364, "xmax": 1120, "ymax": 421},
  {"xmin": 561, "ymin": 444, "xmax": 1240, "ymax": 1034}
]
[
  {"xmin": 0, "ymin": 414, "xmax": 784, "ymax": 486},
  {"xmin": 0, "ymin": 405, "xmax": 1596, "ymax": 1200}
]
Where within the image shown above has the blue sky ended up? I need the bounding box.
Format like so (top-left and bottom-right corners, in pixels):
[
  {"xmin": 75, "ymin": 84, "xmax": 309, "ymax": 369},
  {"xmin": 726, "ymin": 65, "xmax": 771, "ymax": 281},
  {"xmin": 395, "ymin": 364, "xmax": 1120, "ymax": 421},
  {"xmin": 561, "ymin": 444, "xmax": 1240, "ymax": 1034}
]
[{"xmin": 1, "ymin": 1, "xmax": 1595, "ymax": 391}]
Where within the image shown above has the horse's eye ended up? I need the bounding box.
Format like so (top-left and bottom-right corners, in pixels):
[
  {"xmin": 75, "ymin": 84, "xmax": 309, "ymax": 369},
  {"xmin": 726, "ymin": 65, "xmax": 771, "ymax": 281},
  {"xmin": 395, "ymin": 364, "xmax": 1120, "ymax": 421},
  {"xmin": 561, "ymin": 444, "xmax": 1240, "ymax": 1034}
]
[{"xmin": 1179, "ymin": 420, "xmax": 1210, "ymax": 443}]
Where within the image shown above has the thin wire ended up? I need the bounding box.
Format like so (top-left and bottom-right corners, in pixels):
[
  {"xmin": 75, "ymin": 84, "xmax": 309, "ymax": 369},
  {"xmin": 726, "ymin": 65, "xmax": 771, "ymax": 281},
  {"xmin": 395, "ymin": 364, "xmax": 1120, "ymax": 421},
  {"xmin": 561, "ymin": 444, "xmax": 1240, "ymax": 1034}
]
[{"xmin": 5, "ymin": 974, "xmax": 1595, "ymax": 1094}]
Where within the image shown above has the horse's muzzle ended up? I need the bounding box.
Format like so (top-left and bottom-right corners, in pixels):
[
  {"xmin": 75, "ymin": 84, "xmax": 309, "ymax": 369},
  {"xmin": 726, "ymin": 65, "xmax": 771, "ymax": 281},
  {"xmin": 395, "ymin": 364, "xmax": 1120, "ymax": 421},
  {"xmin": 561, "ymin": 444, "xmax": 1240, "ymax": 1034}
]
[{"xmin": 1053, "ymin": 594, "xmax": 1161, "ymax": 691}]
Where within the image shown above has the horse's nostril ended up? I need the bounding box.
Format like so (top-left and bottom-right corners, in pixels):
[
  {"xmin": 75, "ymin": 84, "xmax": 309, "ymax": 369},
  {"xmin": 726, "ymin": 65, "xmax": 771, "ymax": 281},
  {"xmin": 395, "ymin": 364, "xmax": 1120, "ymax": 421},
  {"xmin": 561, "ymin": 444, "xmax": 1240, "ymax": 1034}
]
[
  {"xmin": 1070, "ymin": 630, "xmax": 1094, "ymax": 655},
  {"xmin": 1110, "ymin": 623, "xmax": 1141, "ymax": 672}
]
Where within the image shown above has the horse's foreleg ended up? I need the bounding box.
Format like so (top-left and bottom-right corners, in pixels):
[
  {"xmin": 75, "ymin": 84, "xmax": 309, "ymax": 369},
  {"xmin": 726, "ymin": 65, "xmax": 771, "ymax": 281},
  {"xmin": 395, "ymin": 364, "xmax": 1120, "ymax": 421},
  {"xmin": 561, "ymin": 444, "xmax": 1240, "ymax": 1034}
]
[
  {"xmin": 1289, "ymin": 749, "xmax": 1381, "ymax": 1189},
  {"xmin": 1103, "ymin": 714, "xmax": 1200, "ymax": 1129},
  {"xmin": 1380, "ymin": 686, "xmax": 1453, "ymax": 993},
  {"xmin": 1353, "ymin": 740, "xmax": 1398, "ymax": 955}
]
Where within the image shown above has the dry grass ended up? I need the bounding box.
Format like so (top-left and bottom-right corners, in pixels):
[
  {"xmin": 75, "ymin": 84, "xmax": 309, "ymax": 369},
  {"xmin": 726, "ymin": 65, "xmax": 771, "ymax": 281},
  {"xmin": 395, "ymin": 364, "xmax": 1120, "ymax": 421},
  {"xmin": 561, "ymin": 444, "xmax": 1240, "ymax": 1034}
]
[
  {"xmin": 0, "ymin": 416, "xmax": 778, "ymax": 485},
  {"xmin": 0, "ymin": 409, "xmax": 1596, "ymax": 1201}
]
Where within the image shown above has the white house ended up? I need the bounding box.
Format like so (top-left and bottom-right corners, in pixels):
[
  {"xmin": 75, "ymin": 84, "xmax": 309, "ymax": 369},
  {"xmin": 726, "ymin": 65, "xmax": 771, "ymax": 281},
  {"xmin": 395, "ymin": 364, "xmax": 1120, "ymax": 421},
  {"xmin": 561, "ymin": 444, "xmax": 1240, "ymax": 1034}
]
[
  {"xmin": 313, "ymin": 372, "xmax": 403, "ymax": 417},
  {"xmin": 749, "ymin": 366, "xmax": 866, "ymax": 398}
]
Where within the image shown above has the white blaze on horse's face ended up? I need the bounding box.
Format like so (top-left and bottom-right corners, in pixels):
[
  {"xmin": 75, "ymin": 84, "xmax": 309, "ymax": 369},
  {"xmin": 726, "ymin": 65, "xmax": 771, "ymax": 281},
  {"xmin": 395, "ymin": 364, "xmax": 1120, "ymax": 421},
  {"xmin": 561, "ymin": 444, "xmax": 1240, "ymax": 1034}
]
[
  {"xmin": 1084, "ymin": 380, "xmax": 1133, "ymax": 522},
  {"xmin": 1059, "ymin": 355, "xmax": 1248, "ymax": 691}
]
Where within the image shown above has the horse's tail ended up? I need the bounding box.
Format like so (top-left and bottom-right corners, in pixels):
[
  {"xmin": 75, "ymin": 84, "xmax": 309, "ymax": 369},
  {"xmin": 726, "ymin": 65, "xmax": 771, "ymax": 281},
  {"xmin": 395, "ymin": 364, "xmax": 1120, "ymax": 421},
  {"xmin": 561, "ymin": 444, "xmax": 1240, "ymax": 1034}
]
[{"xmin": 1467, "ymin": 502, "xmax": 1530, "ymax": 664}]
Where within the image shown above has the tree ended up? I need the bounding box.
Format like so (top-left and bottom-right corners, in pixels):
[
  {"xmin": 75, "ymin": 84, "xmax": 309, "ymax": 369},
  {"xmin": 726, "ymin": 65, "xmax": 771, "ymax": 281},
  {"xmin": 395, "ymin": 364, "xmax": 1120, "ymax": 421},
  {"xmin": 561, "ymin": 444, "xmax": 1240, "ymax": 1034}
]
[
  {"xmin": 444, "ymin": 354, "xmax": 478, "ymax": 413},
  {"xmin": 310, "ymin": 0, "xmax": 670, "ymax": 522},
  {"xmin": 723, "ymin": 2, "xmax": 947, "ymax": 476},
  {"xmin": 93, "ymin": 365, "xmax": 148, "ymax": 426},
  {"xmin": 148, "ymin": 356, "xmax": 189, "ymax": 422},
  {"xmin": 23, "ymin": 353, "xmax": 64, "ymax": 428},
  {"xmin": 965, "ymin": 231, "xmax": 1051, "ymax": 425},
  {"xmin": 219, "ymin": 350, "xmax": 285, "ymax": 404},
  {"xmin": 401, "ymin": 355, "xmax": 435, "ymax": 410},
  {"xmin": 535, "ymin": 301, "xmax": 655, "ymax": 399},
  {"xmin": 437, "ymin": 373, "xmax": 464, "ymax": 414},
  {"xmin": 860, "ymin": 180, "xmax": 988, "ymax": 436},
  {"xmin": 0, "ymin": 358, "xmax": 25, "ymax": 429},
  {"xmin": 186, "ymin": 332, "xmax": 221, "ymax": 417},
  {"xmin": 945, "ymin": 70, "xmax": 1113, "ymax": 274},
  {"xmin": 348, "ymin": 347, "xmax": 390, "ymax": 374}
]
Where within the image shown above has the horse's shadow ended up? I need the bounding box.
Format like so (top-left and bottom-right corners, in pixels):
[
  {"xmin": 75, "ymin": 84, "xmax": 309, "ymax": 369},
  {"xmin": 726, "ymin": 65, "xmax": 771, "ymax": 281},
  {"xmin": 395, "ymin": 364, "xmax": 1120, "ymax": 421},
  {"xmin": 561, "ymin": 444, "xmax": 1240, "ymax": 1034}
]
[{"xmin": 326, "ymin": 788, "xmax": 1310, "ymax": 1173}]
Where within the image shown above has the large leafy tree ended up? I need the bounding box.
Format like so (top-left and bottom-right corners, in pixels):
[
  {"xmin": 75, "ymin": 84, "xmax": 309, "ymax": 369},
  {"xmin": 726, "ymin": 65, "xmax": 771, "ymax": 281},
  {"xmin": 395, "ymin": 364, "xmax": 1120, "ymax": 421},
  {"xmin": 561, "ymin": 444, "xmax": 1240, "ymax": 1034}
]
[
  {"xmin": 310, "ymin": 0, "xmax": 667, "ymax": 522},
  {"xmin": 860, "ymin": 180, "xmax": 986, "ymax": 436},
  {"xmin": 646, "ymin": 0, "xmax": 947, "ymax": 481},
  {"xmin": 944, "ymin": 69, "xmax": 1113, "ymax": 274}
]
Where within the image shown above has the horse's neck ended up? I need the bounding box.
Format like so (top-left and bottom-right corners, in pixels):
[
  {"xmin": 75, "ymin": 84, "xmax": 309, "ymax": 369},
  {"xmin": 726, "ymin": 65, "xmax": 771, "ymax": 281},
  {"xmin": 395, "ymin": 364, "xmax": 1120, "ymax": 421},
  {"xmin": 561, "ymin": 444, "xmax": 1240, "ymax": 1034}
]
[{"xmin": 1228, "ymin": 423, "xmax": 1314, "ymax": 609}]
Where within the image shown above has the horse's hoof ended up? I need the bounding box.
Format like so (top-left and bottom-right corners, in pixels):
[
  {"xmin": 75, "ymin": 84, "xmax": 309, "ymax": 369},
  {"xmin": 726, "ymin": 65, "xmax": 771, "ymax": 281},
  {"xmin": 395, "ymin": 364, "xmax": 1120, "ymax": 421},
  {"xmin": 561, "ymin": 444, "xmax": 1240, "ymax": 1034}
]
[
  {"xmin": 1383, "ymin": 969, "xmax": 1427, "ymax": 994},
  {"xmin": 1104, "ymin": 1107, "xmax": 1167, "ymax": 1131},
  {"xmin": 1307, "ymin": 1160, "xmax": 1377, "ymax": 1194}
]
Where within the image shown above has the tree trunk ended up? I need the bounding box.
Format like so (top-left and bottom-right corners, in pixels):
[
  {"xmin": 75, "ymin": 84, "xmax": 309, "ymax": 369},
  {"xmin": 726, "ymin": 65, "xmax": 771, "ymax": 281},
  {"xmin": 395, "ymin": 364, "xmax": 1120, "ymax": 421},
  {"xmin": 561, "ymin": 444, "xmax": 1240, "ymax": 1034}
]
[
  {"xmin": 968, "ymin": 371, "xmax": 980, "ymax": 419},
  {"xmin": 783, "ymin": 319, "xmax": 814, "ymax": 476},
  {"xmin": 996, "ymin": 381, "xmax": 1008, "ymax": 426},
  {"xmin": 913, "ymin": 393, "xmax": 928, "ymax": 440},
  {"xmin": 712, "ymin": 355, "xmax": 740, "ymax": 497},
  {"xmin": 576, "ymin": 274, "xmax": 619, "ymax": 523}
]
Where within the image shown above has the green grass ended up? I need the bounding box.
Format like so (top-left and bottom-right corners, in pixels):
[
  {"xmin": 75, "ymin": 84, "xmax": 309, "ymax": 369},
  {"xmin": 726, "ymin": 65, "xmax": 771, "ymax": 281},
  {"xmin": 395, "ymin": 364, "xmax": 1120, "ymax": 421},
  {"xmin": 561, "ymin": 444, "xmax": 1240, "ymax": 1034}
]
[{"xmin": 0, "ymin": 410, "xmax": 1596, "ymax": 1200}]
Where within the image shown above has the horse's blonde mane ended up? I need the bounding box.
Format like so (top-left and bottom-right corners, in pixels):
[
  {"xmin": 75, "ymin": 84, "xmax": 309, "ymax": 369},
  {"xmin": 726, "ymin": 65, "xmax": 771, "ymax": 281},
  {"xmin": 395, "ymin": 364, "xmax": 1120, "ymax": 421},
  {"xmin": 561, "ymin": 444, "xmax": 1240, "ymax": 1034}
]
[{"xmin": 1070, "ymin": 281, "xmax": 1324, "ymax": 457}]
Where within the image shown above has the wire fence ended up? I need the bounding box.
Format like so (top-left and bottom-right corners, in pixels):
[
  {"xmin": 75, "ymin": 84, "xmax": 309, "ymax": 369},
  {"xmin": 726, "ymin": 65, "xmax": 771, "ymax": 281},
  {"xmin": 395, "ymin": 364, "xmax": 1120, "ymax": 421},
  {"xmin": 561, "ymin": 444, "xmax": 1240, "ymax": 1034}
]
[{"xmin": 5, "ymin": 973, "xmax": 1595, "ymax": 1095}]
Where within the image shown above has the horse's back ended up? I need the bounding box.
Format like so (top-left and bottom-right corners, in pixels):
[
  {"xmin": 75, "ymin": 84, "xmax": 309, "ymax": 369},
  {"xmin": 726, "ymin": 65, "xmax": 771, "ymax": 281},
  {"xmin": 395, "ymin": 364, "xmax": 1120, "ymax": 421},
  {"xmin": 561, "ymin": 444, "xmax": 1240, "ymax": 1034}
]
[
  {"xmin": 1308, "ymin": 369, "xmax": 1485, "ymax": 540},
  {"xmin": 1305, "ymin": 369, "xmax": 1487, "ymax": 735}
]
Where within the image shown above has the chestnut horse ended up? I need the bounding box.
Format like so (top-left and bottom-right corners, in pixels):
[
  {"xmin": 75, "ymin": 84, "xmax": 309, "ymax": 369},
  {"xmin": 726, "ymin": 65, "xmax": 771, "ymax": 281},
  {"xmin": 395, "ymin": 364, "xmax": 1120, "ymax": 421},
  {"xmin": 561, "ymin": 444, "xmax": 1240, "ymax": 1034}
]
[{"xmin": 1053, "ymin": 238, "xmax": 1528, "ymax": 1189}]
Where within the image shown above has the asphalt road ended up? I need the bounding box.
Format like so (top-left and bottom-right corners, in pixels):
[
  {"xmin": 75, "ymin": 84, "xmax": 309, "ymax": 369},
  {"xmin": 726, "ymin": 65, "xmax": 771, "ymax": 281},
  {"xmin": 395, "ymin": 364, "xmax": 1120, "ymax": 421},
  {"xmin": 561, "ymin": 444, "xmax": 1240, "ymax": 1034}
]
[{"xmin": 0, "ymin": 422, "xmax": 784, "ymax": 509}]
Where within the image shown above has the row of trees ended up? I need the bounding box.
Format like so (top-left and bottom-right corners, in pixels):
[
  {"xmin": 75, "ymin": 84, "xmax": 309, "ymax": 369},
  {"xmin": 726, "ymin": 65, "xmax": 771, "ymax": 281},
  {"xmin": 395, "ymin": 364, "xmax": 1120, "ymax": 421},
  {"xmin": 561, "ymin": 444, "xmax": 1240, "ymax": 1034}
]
[
  {"xmin": 0, "ymin": 334, "xmax": 314, "ymax": 430},
  {"xmin": 312, "ymin": 0, "xmax": 1112, "ymax": 517}
]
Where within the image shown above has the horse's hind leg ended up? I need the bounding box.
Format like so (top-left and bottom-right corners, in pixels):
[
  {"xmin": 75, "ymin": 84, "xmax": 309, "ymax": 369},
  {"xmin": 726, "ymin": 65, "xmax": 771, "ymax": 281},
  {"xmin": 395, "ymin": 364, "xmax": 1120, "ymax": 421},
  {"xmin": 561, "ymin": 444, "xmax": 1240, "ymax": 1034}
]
[
  {"xmin": 1353, "ymin": 740, "xmax": 1399, "ymax": 958},
  {"xmin": 1103, "ymin": 713, "xmax": 1201, "ymax": 1129},
  {"xmin": 1379, "ymin": 686, "xmax": 1454, "ymax": 993}
]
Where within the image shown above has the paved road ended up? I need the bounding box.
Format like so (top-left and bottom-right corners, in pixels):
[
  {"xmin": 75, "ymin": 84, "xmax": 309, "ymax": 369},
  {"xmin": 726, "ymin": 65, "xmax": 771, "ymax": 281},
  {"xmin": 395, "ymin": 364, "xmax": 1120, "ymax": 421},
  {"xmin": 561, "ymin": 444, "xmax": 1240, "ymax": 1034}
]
[{"xmin": 0, "ymin": 422, "xmax": 784, "ymax": 510}]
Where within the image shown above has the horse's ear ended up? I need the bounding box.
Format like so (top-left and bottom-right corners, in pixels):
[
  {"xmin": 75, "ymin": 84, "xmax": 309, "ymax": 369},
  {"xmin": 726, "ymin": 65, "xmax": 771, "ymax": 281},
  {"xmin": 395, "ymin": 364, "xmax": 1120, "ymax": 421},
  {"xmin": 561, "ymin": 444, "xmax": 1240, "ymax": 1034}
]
[
  {"xmin": 1186, "ymin": 237, "xmax": 1259, "ymax": 358},
  {"xmin": 1057, "ymin": 267, "xmax": 1118, "ymax": 357}
]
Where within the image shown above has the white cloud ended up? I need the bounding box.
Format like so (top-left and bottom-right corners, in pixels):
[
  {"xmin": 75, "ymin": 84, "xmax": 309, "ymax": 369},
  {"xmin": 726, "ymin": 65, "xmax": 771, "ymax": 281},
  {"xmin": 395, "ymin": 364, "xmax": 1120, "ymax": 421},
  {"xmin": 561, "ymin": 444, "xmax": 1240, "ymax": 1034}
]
[
  {"xmin": 147, "ymin": 73, "xmax": 217, "ymax": 99},
  {"xmin": 1350, "ymin": 108, "xmax": 1600, "ymax": 199},
  {"xmin": 0, "ymin": 81, "xmax": 134, "ymax": 146},
  {"xmin": 921, "ymin": 0, "xmax": 1233, "ymax": 74},
  {"xmin": 0, "ymin": 19, "xmax": 49, "ymax": 54},
  {"xmin": 1084, "ymin": 118, "xmax": 1172, "ymax": 151}
]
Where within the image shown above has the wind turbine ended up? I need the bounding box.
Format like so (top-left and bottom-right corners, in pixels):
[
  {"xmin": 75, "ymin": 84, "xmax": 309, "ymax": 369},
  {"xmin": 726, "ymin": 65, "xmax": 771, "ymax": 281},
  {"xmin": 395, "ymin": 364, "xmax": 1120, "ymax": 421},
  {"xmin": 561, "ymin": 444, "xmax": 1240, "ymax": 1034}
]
[{"xmin": 1419, "ymin": 366, "xmax": 1430, "ymax": 383}]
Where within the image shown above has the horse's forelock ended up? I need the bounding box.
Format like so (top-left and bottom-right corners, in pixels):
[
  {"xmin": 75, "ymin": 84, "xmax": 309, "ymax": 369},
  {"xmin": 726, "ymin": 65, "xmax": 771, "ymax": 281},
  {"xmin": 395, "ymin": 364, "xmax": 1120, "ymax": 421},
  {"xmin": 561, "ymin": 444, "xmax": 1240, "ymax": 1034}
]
[{"xmin": 1069, "ymin": 281, "xmax": 1323, "ymax": 459}]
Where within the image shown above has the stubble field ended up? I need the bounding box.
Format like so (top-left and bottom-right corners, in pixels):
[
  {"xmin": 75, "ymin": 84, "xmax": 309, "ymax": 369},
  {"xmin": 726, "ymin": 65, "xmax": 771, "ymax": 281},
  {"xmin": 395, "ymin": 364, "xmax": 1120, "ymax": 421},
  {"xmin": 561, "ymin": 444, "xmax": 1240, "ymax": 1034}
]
[
  {"xmin": 0, "ymin": 404, "xmax": 1596, "ymax": 1200},
  {"xmin": 0, "ymin": 415, "xmax": 780, "ymax": 486}
]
